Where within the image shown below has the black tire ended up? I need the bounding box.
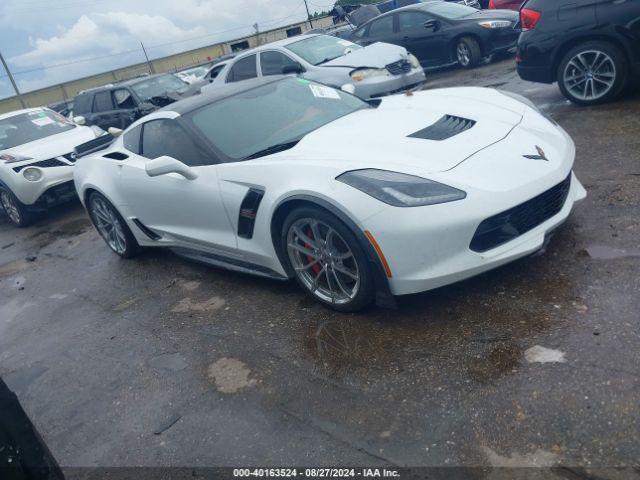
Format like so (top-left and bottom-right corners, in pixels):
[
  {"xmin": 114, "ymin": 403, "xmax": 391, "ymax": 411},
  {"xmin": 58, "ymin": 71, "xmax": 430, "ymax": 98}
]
[
  {"xmin": 557, "ymin": 40, "xmax": 628, "ymax": 106},
  {"xmin": 87, "ymin": 191, "xmax": 140, "ymax": 258},
  {"xmin": 456, "ymin": 36, "xmax": 482, "ymax": 69},
  {"xmin": 0, "ymin": 185, "xmax": 34, "ymax": 228},
  {"xmin": 280, "ymin": 206, "xmax": 375, "ymax": 313}
]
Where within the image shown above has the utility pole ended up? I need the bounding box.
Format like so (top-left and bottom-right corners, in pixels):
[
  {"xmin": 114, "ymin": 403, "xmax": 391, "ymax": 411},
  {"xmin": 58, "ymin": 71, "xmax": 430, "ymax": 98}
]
[
  {"xmin": 0, "ymin": 51, "xmax": 26, "ymax": 108},
  {"xmin": 140, "ymin": 42, "xmax": 156, "ymax": 74},
  {"xmin": 303, "ymin": 0, "xmax": 314, "ymax": 29},
  {"xmin": 253, "ymin": 23, "xmax": 261, "ymax": 46}
]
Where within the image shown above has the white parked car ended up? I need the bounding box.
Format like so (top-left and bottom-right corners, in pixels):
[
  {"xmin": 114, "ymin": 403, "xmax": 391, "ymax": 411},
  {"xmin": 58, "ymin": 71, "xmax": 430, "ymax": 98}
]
[
  {"xmin": 0, "ymin": 107, "xmax": 103, "ymax": 226},
  {"xmin": 201, "ymin": 34, "xmax": 426, "ymax": 99},
  {"xmin": 74, "ymin": 77, "xmax": 586, "ymax": 312},
  {"xmin": 175, "ymin": 66, "xmax": 210, "ymax": 85}
]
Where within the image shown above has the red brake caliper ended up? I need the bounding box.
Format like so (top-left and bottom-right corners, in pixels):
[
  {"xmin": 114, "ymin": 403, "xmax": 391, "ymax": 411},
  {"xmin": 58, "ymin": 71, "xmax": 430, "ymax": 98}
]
[{"xmin": 305, "ymin": 226, "xmax": 322, "ymax": 275}]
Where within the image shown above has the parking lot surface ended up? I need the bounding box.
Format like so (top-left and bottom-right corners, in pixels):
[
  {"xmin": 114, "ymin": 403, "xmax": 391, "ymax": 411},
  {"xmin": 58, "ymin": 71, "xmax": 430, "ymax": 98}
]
[{"xmin": 1, "ymin": 59, "xmax": 639, "ymax": 475}]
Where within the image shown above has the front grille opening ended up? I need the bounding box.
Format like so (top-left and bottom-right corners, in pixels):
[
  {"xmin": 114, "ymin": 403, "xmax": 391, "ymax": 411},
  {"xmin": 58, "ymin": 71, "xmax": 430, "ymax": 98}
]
[
  {"xmin": 386, "ymin": 60, "xmax": 411, "ymax": 75},
  {"xmin": 13, "ymin": 158, "xmax": 68, "ymax": 173},
  {"xmin": 470, "ymin": 173, "xmax": 572, "ymax": 253},
  {"xmin": 408, "ymin": 115, "xmax": 476, "ymax": 141}
]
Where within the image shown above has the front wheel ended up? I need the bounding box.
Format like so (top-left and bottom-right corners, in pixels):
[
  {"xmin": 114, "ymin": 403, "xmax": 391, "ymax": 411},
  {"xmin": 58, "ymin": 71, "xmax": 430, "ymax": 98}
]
[
  {"xmin": 281, "ymin": 206, "xmax": 375, "ymax": 312},
  {"xmin": 456, "ymin": 37, "xmax": 481, "ymax": 69},
  {"xmin": 557, "ymin": 41, "xmax": 628, "ymax": 106},
  {"xmin": 87, "ymin": 192, "xmax": 140, "ymax": 258},
  {"xmin": 0, "ymin": 186, "xmax": 34, "ymax": 227}
]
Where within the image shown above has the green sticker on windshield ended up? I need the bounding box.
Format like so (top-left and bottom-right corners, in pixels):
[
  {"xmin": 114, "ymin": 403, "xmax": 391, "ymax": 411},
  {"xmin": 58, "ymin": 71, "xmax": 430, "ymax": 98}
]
[{"xmin": 296, "ymin": 78, "xmax": 311, "ymax": 84}]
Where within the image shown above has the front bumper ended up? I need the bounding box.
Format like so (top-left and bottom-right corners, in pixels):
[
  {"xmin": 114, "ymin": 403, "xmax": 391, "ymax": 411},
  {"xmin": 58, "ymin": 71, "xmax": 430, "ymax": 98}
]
[
  {"xmin": 352, "ymin": 67, "xmax": 426, "ymax": 100},
  {"xmin": 2, "ymin": 162, "xmax": 75, "ymax": 206},
  {"xmin": 363, "ymin": 171, "xmax": 586, "ymax": 296}
]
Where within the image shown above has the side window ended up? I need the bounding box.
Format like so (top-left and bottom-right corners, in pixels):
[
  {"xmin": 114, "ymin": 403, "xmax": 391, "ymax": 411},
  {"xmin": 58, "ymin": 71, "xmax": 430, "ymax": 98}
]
[
  {"xmin": 368, "ymin": 15, "xmax": 394, "ymax": 37},
  {"xmin": 92, "ymin": 91, "xmax": 114, "ymax": 112},
  {"xmin": 73, "ymin": 94, "xmax": 92, "ymax": 115},
  {"xmin": 398, "ymin": 12, "xmax": 429, "ymax": 32},
  {"xmin": 141, "ymin": 119, "xmax": 210, "ymax": 167},
  {"xmin": 112, "ymin": 89, "xmax": 136, "ymax": 109},
  {"xmin": 226, "ymin": 55, "xmax": 257, "ymax": 83},
  {"xmin": 261, "ymin": 51, "xmax": 298, "ymax": 76},
  {"xmin": 209, "ymin": 64, "xmax": 225, "ymax": 80},
  {"xmin": 123, "ymin": 125, "xmax": 142, "ymax": 154}
]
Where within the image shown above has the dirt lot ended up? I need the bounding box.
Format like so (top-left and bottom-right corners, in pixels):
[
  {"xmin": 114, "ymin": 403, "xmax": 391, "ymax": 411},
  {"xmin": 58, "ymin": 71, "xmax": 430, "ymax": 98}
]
[{"xmin": 1, "ymin": 59, "xmax": 639, "ymax": 476}]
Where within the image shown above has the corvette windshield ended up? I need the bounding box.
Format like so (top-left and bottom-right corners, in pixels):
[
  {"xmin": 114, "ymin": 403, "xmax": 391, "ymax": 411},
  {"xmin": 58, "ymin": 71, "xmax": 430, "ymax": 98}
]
[
  {"xmin": 0, "ymin": 110, "xmax": 75, "ymax": 150},
  {"xmin": 285, "ymin": 35, "xmax": 362, "ymax": 65},
  {"xmin": 188, "ymin": 78, "xmax": 369, "ymax": 161}
]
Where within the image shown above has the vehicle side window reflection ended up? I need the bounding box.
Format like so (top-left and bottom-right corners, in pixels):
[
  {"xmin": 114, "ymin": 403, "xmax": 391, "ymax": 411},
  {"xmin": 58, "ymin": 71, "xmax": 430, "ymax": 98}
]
[
  {"xmin": 141, "ymin": 119, "xmax": 210, "ymax": 167},
  {"xmin": 227, "ymin": 55, "xmax": 258, "ymax": 83},
  {"xmin": 368, "ymin": 16, "xmax": 394, "ymax": 37},
  {"xmin": 123, "ymin": 125, "xmax": 142, "ymax": 154},
  {"xmin": 398, "ymin": 12, "xmax": 428, "ymax": 32},
  {"xmin": 261, "ymin": 51, "xmax": 299, "ymax": 76}
]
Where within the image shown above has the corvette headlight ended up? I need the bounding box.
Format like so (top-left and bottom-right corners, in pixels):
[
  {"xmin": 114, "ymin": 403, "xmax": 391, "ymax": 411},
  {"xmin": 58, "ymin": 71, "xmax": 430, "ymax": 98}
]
[
  {"xmin": 478, "ymin": 20, "xmax": 512, "ymax": 29},
  {"xmin": 408, "ymin": 54, "xmax": 421, "ymax": 69},
  {"xmin": 350, "ymin": 68, "xmax": 388, "ymax": 82},
  {"xmin": 90, "ymin": 125, "xmax": 106, "ymax": 137},
  {"xmin": 0, "ymin": 153, "xmax": 33, "ymax": 164},
  {"xmin": 337, "ymin": 169, "xmax": 466, "ymax": 207},
  {"xmin": 23, "ymin": 167, "xmax": 43, "ymax": 182}
]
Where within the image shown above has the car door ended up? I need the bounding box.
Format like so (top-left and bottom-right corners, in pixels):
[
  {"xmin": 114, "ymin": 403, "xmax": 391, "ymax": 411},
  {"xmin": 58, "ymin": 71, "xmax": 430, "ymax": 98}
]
[
  {"xmin": 259, "ymin": 50, "xmax": 301, "ymax": 77},
  {"xmin": 596, "ymin": 0, "xmax": 640, "ymax": 42},
  {"xmin": 117, "ymin": 116, "xmax": 238, "ymax": 253},
  {"xmin": 360, "ymin": 14, "xmax": 396, "ymax": 46},
  {"xmin": 91, "ymin": 90, "xmax": 120, "ymax": 130},
  {"xmin": 225, "ymin": 54, "xmax": 258, "ymax": 83},
  {"xmin": 111, "ymin": 88, "xmax": 139, "ymax": 129},
  {"xmin": 397, "ymin": 10, "xmax": 448, "ymax": 66}
]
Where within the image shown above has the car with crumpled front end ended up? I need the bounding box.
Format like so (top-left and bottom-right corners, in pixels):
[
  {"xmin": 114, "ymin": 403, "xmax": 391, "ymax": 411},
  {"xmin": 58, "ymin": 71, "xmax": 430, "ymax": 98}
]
[
  {"xmin": 0, "ymin": 107, "xmax": 104, "ymax": 227},
  {"xmin": 201, "ymin": 34, "xmax": 426, "ymax": 99}
]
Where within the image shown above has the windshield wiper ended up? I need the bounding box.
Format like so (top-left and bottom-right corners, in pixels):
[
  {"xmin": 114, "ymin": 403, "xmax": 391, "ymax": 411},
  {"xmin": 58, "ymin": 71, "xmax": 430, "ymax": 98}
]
[
  {"xmin": 316, "ymin": 56, "xmax": 341, "ymax": 65},
  {"xmin": 243, "ymin": 140, "xmax": 300, "ymax": 160}
]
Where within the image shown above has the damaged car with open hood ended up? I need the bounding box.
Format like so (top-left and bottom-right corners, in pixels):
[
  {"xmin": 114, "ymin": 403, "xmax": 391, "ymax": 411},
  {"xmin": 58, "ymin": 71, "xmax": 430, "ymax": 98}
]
[{"xmin": 201, "ymin": 34, "xmax": 426, "ymax": 100}]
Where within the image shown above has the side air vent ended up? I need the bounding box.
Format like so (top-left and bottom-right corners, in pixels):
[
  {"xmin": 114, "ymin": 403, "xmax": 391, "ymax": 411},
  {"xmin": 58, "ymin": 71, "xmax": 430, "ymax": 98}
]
[
  {"xmin": 103, "ymin": 152, "xmax": 129, "ymax": 161},
  {"xmin": 238, "ymin": 188, "xmax": 265, "ymax": 239},
  {"xmin": 408, "ymin": 115, "xmax": 476, "ymax": 141},
  {"xmin": 132, "ymin": 218, "xmax": 161, "ymax": 240}
]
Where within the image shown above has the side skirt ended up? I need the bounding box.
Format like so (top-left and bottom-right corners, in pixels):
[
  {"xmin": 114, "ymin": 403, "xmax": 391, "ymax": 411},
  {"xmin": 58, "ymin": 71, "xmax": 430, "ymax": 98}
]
[{"xmin": 171, "ymin": 246, "xmax": 289, "ymax": 282}]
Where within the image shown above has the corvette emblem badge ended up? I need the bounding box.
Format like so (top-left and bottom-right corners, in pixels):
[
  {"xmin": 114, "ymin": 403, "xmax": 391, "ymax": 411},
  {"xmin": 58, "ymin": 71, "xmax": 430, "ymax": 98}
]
[{"xmin": 523, "ymin": 146, "xmax": 549, "ymax": 161}]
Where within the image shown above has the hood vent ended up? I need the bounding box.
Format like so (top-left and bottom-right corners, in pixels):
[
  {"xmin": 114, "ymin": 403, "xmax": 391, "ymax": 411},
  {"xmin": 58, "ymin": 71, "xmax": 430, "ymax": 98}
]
[{"xmin": 408, "ymin": 115, "xmax": 476, "ymax": 141}]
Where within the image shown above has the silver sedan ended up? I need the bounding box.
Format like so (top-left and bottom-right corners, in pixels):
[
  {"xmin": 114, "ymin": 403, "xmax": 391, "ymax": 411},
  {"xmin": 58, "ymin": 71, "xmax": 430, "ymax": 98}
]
[{"xmin": 201, "ymin": 34, "xmax": 426, "ymax": 100}]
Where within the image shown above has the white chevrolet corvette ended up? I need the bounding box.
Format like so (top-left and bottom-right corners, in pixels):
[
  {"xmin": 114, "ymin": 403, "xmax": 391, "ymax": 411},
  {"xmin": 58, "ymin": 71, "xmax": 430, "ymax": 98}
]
[
  {"xmin": 0, "ymin": 107, "xmax": 103, "ymax": 226},
  {"xmin": 74, "ymin": 77, "xmax": 586, "ymax": 311}
]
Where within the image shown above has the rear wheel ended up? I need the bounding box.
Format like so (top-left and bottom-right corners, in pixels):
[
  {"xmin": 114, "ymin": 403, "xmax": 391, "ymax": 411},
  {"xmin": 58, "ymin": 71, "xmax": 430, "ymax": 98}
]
[
  {"xmin": 0, "ymin": 186, "xmax": 34, "ymax": 227},
  {"xmin": 281, "ymin": 206, "xmax": 375, "ymax": 312},
  {"xmin": 557, "ymin": 41, "xmax": 628, "ymax": 106},
  {"xmin": 87, "ymin": 192, "xmax": 140, "ymax": 258},
  {"xmin": 456, "ymin": 37, "xmax": 481, "ymax": 69}
]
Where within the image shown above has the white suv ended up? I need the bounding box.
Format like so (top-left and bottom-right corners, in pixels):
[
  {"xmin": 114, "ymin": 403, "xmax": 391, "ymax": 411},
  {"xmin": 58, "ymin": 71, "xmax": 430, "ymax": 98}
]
[{"xmin": 0, "ymin": 107, "xmax": 103, "ymax": 227}]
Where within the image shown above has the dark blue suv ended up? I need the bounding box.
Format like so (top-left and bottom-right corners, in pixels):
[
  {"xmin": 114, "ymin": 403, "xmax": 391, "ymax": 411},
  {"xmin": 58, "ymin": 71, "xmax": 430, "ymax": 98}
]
[{"xmin": 516, "ymin": 0, "xmax": 640, "ymax": 105}]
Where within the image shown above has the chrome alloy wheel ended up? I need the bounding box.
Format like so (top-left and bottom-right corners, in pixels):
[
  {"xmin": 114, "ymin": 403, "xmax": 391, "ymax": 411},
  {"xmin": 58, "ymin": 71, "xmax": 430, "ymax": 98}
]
[
  {"xmin": 457, "ymin": 42, "xmax": 471, "ymax": 67},
  {"xmin": 90, "ymin": 196, "xmax": 127, "ymax": 255},
  {"xmin": 287, "ymin": 218, "xmax": 360, "ymax": 305},
  {"xmin": 563, "ymin": 50, "xmax": 616, "ymax": 102},
  {"xmin": 0, "ymin": 190, "xmax": 21, "ymax": 224}
]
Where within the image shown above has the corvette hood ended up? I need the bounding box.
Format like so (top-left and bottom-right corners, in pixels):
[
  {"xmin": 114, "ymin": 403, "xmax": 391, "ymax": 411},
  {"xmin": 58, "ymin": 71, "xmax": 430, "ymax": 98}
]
[
  {"xmin": 1, "ymin": 126, "xmax": 96, "ymax": 160},
  {"xmin": 321, "ymin": 42, "xmax": 408, "ymax": 69},
  {"xmin": 285, "ymin": 87, "xmax": 526, "ymax": 174}
]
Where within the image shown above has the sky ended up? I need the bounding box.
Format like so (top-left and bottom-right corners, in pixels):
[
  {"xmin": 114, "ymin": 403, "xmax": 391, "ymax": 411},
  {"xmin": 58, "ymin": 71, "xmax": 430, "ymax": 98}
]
[{"xmin": 0, "ymin": 0, "xmax": 331, "ymax": 99}]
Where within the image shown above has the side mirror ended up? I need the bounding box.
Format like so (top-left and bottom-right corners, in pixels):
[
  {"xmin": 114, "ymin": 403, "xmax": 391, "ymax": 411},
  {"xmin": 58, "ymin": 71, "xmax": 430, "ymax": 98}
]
[
  {"xmin": 137, "ymin": 102, "xmax": 156, "ymax": 115},
  {"xmin": 145, "ymin": 156, "xmax": 198, "ymax": 180},
  {"xmin": 108, "ymin": 127, "xmax": 123, "ymax": 137},
  {"xmin": 73, "ymin": 116, "xmax": 86, "ymax": 125},
  {"xmin": 424, "ymin": 19, "xmax": 440, "ymax": 31},
  {"xmin": 282, "ymin": 63, "xmax": 305, "ymax": 75}
]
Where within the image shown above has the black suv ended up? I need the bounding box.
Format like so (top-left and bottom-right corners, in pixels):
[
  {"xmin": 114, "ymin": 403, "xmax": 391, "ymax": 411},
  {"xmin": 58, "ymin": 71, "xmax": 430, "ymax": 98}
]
[
  {"xmin": 516, "ymin": 0, "xmax": 640, "ymax": 105},
  {"xmin": 73, "ymin": 74, "xmax": 193, "ymax": 130}
]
